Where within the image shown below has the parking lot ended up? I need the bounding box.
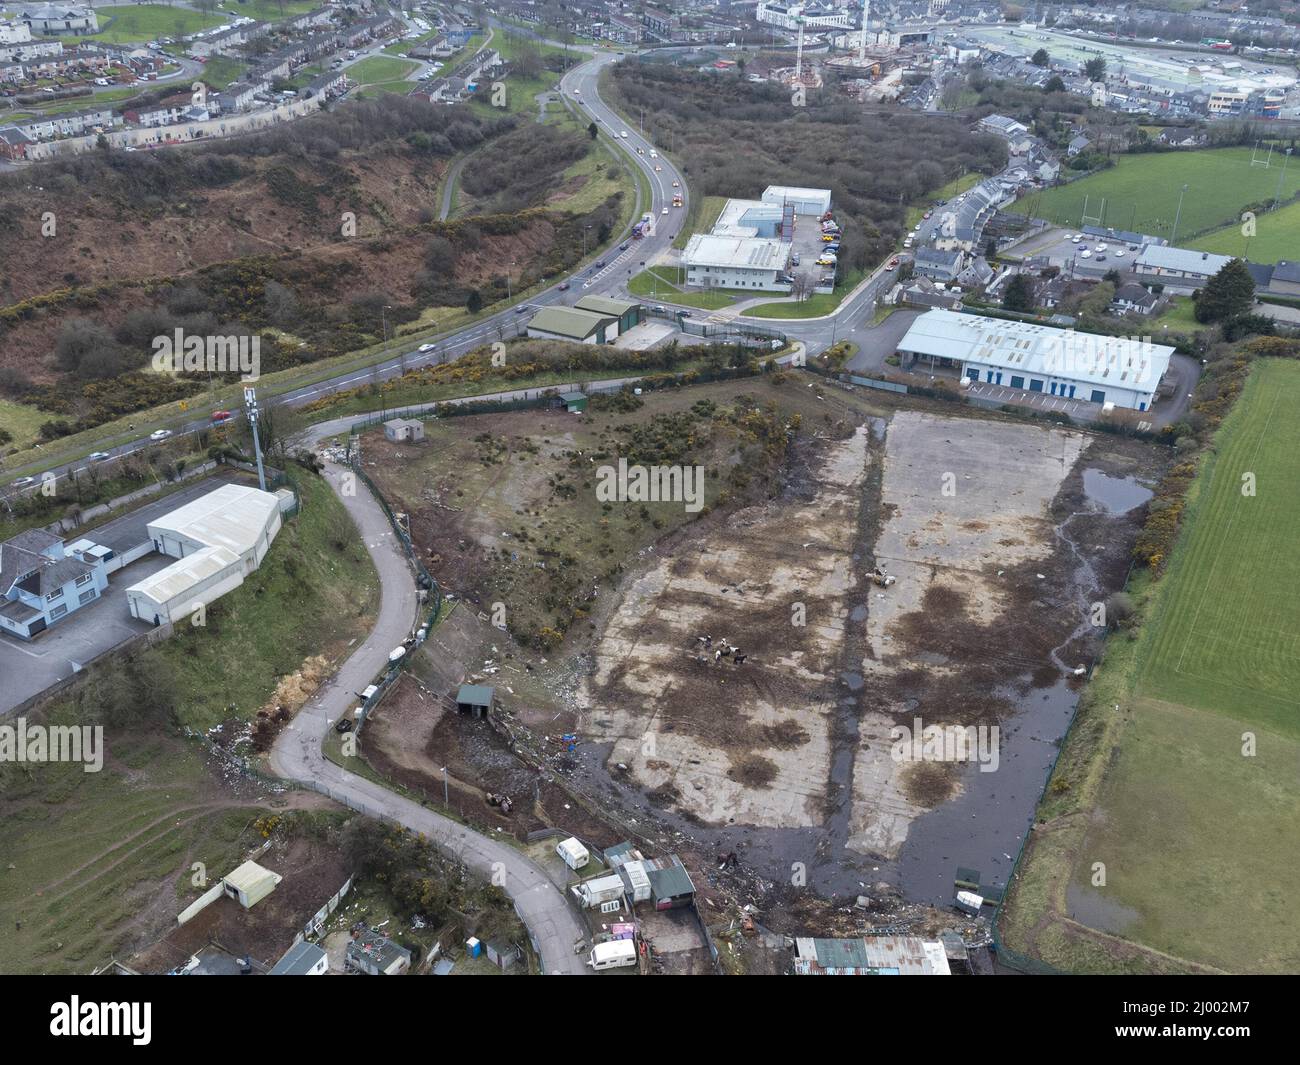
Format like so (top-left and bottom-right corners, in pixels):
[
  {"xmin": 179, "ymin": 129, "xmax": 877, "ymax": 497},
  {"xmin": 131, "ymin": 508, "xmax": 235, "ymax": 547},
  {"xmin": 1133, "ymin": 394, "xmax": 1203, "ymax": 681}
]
[
  {"xmin": 0, "ymin": 472, "xmax": 253, "ymax": 716},
  {"xmin": 1006, "ymin": 225, "xmax": 1143, "ymax": 273}
]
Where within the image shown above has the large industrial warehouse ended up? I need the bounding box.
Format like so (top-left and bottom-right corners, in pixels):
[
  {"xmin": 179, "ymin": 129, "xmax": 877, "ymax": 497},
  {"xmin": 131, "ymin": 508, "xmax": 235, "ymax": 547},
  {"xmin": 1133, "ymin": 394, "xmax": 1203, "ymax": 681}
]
[
  {"xmin": 896, "ymin": 309, "xmax": 1174, "ymax": 411},
  {"xmin": 125, "ymin": 483, "xmax": 286, "ymax": 625}
]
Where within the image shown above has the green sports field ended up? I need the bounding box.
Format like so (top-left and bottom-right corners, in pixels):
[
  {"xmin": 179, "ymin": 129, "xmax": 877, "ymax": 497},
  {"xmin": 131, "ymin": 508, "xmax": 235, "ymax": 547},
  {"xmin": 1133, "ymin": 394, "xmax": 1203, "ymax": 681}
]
[
  {"xmin": 1014, "ymin": 148, "xmax": 1300, "ymax": 241},
  {"xmin": 1138, "ymin": 358, "xmax": 1300, "ymax": 734},
  {"xmin": 1188, "ymin": 199, "xmax": 1300, "ymax": 263},
  {"xmin": 1000, "ymin": 358, "xmax": 1300, "ymax": 973}
]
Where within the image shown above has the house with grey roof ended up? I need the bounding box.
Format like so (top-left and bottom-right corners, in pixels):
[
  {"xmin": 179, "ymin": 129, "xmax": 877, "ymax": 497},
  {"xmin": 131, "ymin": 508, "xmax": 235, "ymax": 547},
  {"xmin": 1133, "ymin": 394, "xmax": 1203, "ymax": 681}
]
[
  {"xmin": 0, "ymin": 528, "xmax": 108, "ymax": 640},
  {"xmin": 1267, "ymin": 260, "xmax": 1300, "ymax": 299},
  {"xmin": 1133, "ymin": 245, "xmax": 1233, "ymax": 291},
  {"xmin": 1111, "ymin": 282, "xmax": 1159, "ymax": 316},
  {"xmin": 913, "ymin": 246, "xmax": 963, "ymax": 282}
]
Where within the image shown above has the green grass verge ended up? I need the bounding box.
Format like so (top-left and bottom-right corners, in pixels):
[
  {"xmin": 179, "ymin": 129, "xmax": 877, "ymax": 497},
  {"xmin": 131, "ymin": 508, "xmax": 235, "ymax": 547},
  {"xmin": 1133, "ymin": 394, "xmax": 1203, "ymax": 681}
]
[
  {"xmin": 745, "ymin": 269, "xmax": 867, "ymax": 319},
  {"xmin": 347, "ymin": 56, "xmax": 417, "ymax": 86},
  {"xmin": 628, "ymin": 267, "xmax": 743, "ymax": 309},
  {"xmin": 87, "ymin": 4, "xmax": 225, "ymax": 44}
]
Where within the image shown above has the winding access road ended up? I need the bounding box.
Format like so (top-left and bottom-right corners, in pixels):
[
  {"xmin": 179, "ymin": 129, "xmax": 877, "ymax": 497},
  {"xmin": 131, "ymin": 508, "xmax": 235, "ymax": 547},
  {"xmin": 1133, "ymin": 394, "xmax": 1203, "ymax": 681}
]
[{"xmin": 269, "ymin": 416, "xmax": 590, "ymax": 975}]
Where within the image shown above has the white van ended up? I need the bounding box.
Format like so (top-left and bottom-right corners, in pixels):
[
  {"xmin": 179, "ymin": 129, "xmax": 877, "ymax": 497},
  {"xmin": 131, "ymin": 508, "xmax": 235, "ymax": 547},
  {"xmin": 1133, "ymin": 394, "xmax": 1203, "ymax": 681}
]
[{"xmin": 588, "ymin": 939, "xmax": 637, "ymax": 971}]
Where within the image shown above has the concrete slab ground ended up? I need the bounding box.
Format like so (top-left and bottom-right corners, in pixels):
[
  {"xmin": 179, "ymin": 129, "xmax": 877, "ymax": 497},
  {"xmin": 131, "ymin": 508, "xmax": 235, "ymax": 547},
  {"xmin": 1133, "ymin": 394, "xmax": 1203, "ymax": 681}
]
[
  {"xmin": 847, "ymin": 411, "xmax": 1089, "ymax": 857},
  {"xmin": 582, "ymin": 427, "xmax": 870, "ymax": 829},
  {"xmin": 613, "ymin": 320, "xmax": 676, "ymax": 351}
]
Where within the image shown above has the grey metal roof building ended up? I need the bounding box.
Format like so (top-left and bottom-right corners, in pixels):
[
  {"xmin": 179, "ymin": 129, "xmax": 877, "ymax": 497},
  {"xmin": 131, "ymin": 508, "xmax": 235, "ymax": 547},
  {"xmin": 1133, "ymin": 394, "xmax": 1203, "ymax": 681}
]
[
  {"xmin": 897, "ymin": 309, "xmax": 1174, "ymax": 411},
  {"xmin": 1134, "ymin": 245, "xmax": 1232, "ymax": 283}
]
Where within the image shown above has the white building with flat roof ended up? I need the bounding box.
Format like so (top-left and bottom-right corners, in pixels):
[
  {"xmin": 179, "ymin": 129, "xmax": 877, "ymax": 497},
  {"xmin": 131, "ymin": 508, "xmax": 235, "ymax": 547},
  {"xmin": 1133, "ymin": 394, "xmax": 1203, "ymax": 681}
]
[
  {"xmin": 896, "ymin": 309, "xmax": 1174, "ymax": 411},
  {"xmin": 682, "ymin": 233, "xmax": 792, "ymax": 291},
  {"xmin": 126, "ymin": 483, "xmax": 284, "ymax": 625},
  {"xmin": 761, "ymin": 185, "xmax": 832, "ymax": 218}
]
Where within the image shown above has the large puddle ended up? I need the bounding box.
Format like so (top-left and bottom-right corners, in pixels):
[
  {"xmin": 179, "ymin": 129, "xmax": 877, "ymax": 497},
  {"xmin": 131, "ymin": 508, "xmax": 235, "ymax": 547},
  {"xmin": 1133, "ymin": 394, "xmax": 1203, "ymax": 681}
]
[{"xmin": 1082, "ymin": 468, "xmax": 1154, "ymax": 514}]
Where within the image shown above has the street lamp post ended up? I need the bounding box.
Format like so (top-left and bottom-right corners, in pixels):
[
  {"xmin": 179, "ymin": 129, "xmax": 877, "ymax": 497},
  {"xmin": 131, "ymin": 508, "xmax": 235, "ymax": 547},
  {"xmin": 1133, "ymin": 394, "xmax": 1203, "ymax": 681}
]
[{"xmin": 1171, "ymin": 183, "xmax": 1189, "ymax": 245}]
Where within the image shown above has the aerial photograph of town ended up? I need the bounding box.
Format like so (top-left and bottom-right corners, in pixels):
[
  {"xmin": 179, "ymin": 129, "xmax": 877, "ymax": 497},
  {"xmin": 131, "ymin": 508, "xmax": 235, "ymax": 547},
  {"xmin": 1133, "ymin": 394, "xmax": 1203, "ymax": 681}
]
[{"xmin": 0, "ymin": 0, "xmax": 1295, "ymax": 1033}]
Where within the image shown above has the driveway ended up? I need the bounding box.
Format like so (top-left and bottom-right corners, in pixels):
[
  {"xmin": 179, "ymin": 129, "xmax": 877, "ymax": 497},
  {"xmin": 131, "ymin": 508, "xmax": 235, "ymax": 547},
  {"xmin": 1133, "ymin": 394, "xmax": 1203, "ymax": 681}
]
[
  {"xmin": 270, "ymin": 426, "xmax": 590, "ymax": 974},
  {"xmin": 844, "ymin": 309, "xmax": 922, "ymax": 374}
]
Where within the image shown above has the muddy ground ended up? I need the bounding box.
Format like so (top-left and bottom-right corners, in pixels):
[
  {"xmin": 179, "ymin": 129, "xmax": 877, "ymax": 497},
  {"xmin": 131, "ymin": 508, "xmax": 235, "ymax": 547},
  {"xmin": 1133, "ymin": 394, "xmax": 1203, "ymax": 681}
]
[{"xmin": 360, "ymin": 386, "xmax": 1168, "ymax": 921}]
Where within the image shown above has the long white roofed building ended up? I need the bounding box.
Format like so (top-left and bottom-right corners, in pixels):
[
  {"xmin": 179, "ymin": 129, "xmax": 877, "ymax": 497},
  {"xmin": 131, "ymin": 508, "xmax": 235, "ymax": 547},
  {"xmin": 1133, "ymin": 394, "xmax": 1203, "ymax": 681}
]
[
  {"xmin": 896, "ymin": 309, "xmax": 1174, "ymax": 412},
  {"xmin": 126, "ymin": 483, "xmax": 286, "ymax": 625}
]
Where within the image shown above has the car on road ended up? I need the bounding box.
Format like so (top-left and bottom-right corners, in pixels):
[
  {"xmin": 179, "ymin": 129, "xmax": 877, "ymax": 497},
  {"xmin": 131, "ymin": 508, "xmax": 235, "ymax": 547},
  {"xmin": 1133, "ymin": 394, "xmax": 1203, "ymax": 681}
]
[
  {"xmin": 649, "ymin": 150, "xmax": 658, "ymax": 158},
  {"xmin": 654, "ymin": 165, "xmax": 662, "ymax": 171},
  {"xmin": 888, "ymin": 257, "xmax": 900, "ymax": 268},
  {"xmin": 9, "ymin": 476, "xmax": 35, "ymax": 488},
  {"xmin": 671, "ymin": 180, "xmax": 679, "ymax": 187},
  {"xmin": 558, "ymin": 281, "xmax": 570, "ymax": 290},
  {"xmin": 661, "ymin": 207, "xmax": 669, "ymax": 214},
  {"xmin": 620, "ymin": 130, "xmax": 628, "ymax": 138},
  {"xmin": 334, "ymin": 718, "xmax": 353, "ymax": 734},
  {"xmin": 88, "ymin": 451, "xmax": 111, "ymax": 462},
  {"xmin": 211, "ymin": 410, "xmax": 233, "ymax": 424},
  {"xmin": 418, "ymin": 343, "xmax": 436, "ymax": 352},
  {"xmin": 149, "ymin": 429, "xmax": 173, "ymax": 441},
  {"xmin": 594, "ymin": 259, "xmax": 606, "ymax": 268}
]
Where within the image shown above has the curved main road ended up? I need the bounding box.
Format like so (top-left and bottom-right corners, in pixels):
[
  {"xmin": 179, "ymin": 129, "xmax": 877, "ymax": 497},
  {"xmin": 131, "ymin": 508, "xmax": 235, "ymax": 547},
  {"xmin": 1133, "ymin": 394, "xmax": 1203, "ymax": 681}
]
[{"xmin": 269, "ymin": 417, "xmax": 590, "ymax": 975}]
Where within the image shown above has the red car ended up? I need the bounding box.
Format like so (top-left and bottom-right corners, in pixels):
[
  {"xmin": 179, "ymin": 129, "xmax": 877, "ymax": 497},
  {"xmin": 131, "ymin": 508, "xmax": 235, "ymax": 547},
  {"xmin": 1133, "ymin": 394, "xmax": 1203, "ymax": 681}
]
[
  {"xmin": 211, "ymin": 410, "xmax": 233, "ymax": 424},
  {"xmin": 888, "ymin": 257, "xmax": 900, "ymax": 268}
]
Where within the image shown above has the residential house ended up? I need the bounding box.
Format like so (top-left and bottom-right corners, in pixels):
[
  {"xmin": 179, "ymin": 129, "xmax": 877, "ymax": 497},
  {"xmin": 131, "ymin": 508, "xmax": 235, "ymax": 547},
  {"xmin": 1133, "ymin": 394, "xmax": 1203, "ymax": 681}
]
[
  {"xmin": 913, "ymin": 246, "xmax": 963, "ymax": 282},
  {"xmin": 306, "ymin": 68, "xmax": 347, "ymax": 101},
  {"xmin": 189, "ymin": 22, "xmax": 263, "ymax": 59},
  {"xmin": 956, "ymin": 256, "xmax": 994, "ymax": 290},
  {"xmin": 0, "ymin": 528, "xmax": 108, "ymax": 640},
  {"xmin": 1066, "ymin": 133, "xmax": 1091, "ymax": 156},
  {"xmin": 896, "ymin": 276, "xmax": 962, "ymax": 310},
  {"xmin": 1267, "ymin": 260, "xmax": 1300, "ymax": 298},
  {"xmin": 1159, "ymin": 126, "xmax": 1206, "ymax": 146},
  {"xmin": 1111, "ymin": 282, "xmax": 1159, "ymax": 316},
  {"xmin": 978, "ymin": 113, "xmax": 1032, "ymax": 154},
  {"xmin": 0, "ymin": 124, "xmax": 33, "ymax": 159}
]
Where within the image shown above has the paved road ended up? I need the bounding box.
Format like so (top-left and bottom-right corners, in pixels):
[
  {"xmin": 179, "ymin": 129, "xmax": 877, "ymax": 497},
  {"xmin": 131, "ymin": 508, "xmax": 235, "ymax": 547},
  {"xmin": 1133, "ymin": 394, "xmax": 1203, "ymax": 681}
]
[{"xmin": 269, "ymin": 418, "xmax": 590, "ymax": 975}]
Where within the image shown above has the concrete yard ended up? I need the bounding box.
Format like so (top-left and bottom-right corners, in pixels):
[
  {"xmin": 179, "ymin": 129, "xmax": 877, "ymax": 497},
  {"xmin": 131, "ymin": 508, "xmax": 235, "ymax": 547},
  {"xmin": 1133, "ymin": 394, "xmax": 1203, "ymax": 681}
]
[{"xmin": 848, "ymin": 411, "xmax": 1088, "ymax": 858}]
